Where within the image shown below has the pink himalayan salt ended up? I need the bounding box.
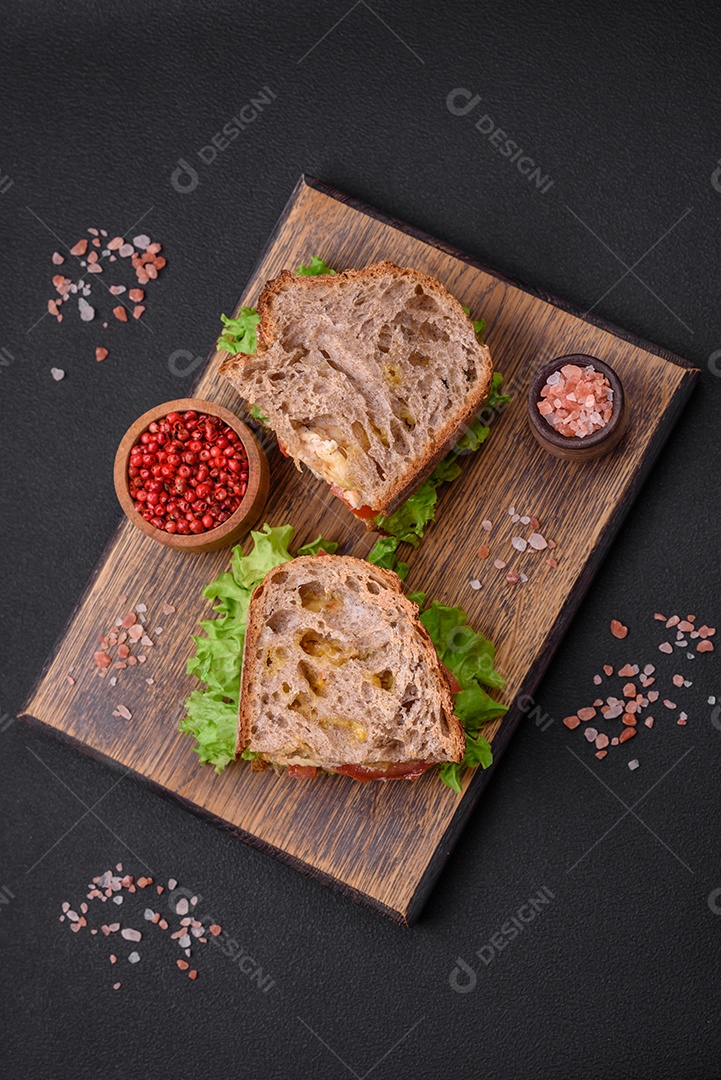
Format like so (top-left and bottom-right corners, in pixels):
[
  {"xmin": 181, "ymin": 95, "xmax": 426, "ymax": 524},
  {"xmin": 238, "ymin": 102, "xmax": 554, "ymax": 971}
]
[{"xmin": 537, "ymin": 364, "xmax": 613, "ymax": 438}]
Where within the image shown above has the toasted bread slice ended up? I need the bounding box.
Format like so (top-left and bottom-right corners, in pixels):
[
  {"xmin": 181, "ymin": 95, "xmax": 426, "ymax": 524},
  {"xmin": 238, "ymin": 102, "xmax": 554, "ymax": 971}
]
[
  {"xmin": 238, "ymin": 554, "xmax": 465, "ymax": 774},
  {"xmin": 220, "ymin": 262, "xmax": 493, "ymax": 518}
]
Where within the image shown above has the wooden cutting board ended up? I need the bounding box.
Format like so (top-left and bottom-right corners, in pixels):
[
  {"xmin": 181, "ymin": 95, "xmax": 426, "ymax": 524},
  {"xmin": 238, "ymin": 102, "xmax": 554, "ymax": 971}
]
[{"xmin": 21, "ymin": 176, "xmax": 698, "ymax": 924}]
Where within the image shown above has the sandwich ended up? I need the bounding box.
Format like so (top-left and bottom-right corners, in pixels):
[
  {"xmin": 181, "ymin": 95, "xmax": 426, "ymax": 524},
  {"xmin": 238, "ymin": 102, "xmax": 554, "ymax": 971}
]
[
  {"xmin": 180, "ymin": 523, "xmax": 507, "ymax": 792},
  {"xmin": 238, "ymin": 553, "xmax": 465, "ymax": 780},
  {"xmin": 219, "ymin": 261, "xmax": 494, "ymax": 524}
]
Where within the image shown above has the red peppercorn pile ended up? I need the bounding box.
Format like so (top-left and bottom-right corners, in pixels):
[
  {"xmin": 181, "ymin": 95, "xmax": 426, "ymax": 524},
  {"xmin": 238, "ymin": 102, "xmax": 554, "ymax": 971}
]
[{"xmin": 128, "ymin": 410, "xmax": 249, "ymax": 535}]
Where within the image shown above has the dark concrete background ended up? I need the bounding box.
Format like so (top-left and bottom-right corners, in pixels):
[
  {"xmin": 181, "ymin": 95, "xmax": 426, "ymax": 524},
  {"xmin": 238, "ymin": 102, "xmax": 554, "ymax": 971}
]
[{"xmin": 1, "ymin": 1, "xmax": 720, "ymax": 1077}]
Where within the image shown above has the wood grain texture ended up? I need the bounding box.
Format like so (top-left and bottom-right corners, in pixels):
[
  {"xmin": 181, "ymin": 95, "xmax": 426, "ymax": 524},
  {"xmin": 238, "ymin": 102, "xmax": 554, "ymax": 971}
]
[{"xmin": 21, "ymin": 176, "xmax": 699, "ymax": 925}]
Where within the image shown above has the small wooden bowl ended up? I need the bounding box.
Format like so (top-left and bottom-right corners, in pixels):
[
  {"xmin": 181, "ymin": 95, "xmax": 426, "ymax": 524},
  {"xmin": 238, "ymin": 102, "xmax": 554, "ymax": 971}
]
[
  {"xmin": 114, "ymin": 398, "xmax": 269, "ymax": 553},
  {"xmin": 527, "ymin": 355, "xmax": 627, "ymax": 461}
]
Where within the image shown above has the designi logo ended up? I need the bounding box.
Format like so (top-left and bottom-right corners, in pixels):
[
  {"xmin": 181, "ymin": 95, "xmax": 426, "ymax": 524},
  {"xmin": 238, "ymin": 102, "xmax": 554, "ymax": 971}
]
[
  {"xmin": 171, "ymin": 87, "xmax": 277, "ymax": 194},
  {"xmin": 447, "ymin": 89, "xmax": 554, "ymax": 195}
]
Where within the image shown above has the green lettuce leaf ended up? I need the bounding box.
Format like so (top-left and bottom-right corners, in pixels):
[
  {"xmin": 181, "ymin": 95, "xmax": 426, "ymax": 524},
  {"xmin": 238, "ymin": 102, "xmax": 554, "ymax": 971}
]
[
  {"xmin": 418, "ymin": 600, "xmax": 506, "ymax": 792},
  {"xmin": 486, "ymin": 370, "xmax": 511, "ymax": 411},
  {"xmin": 217, "ymin": 307, "xmax": 260, "ymax": 356},
  {"xmin": 367, "ymin": 535, "xmax": 401, "ymax": 569},
  {"xmin": 297, "ymin": 536, "xmax": 339, "ymax": 556},
  {"xmin": 233, "ymin": 523, "xmax": 295, "ymax": 587},
  {"xmin": 186, "ymin": 622, "xmax": 245, "ymax": 698},
  {"xmin": 419, "ymin": 601, "xmax": 506, "ymax": 696},
  {"xmin": 297, "ymin": 256, "xmax": 336, "ymax": 276},
  {"xmin": 374, "ymin": 480, "xmax": 440, "ymax": 546},
  {"xmin": 248, "ymin": 404, "xmax": 270, "ymax": 425},
  {"xmin": 461, "ymin": 304, "xmax": 487, "ymax": 342},
  {"xmin": 438, "ymin": 761, "xmax": 464, "ymax": 795},
  {"xmin": 178, "ymin": 690, "xmax": 239, "ymax": 773},
  {"xmin": 454, "ymin": 417, "xmax": 490, "ymax": 454},
  {"xmin": 406, "ymin": 590, "xmax": 427, "ymax": 608},
  {"xmin": 439, "ymin": 730, "xmax": 494, "ymax": 794}
]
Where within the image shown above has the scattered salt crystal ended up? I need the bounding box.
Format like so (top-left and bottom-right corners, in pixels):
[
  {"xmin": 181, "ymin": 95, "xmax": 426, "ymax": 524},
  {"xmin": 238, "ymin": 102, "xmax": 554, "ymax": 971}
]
[
  {"xmin": 119, "ymin": 243, "xmax": 135, "ymax": 258},
  {"xmin": 520, "ymin": 515, "xmax": 530, "ymax": 525},
  {"xmin": 508, "ymin": 506, "xmax": 515, "ymax": 515},
  {"xmin": 528, "ymin": 533, "xmax": 548, "ymax": 550},
  {"xmin": 128, "ymin": 952, "xmax": 140, "ymax": 964},
  {"xmin": 176, "ymin": 897, "xmax": 189, "ymax": 916},
  {"xmin": 133, "ymin": 234, "xmax": 151, "ymax": 249},
  {"xmin": 709, "ymin": 696, "xmax": 716, "ymax": 706},
  {"xmin": 628, "ymin": 760, "xmax": 639, "ymax": 771},
  {"xmin": 136, "ymin": 603, "xmax": 147, "ymax": 613},
  {"xmin": 519, "ymin": 573, "xmax": 528, "ymax": 583},
  {"xmin": 112, "ymin": 896, "xmax": 123, "ymax": 905},
  {"xmin": 162, "ymin": 603, "xmax": 176, "ymax": 615},
  {"xmin": 469, "ymin": 579, "xmax": 481, "ymax": 590},
  {"xmin": 179, "ymin": 933, "xmax": 191, "ymax": 948},
  {"xmin": 153, "ymin": 627, "xmax": 163, "ymax": 635},
  {"xmin": 121, "ymin": 928, "xmax": 141, "ymax": 942},
  {"xmin": 116, "ymin": 705, "xmax": 132, "ymax": 720},
  {"xmin": 168, "ymin": 878, "xmax": 177, "ymax": 890},
  {"xmin": 481, "ymin": 520, "xmax": 492, "ymax": 531},
  {"xmin": 593, "ymin": 675, "xmax": 602, "ymax": 685},
  {"xmin": 584, "ymin": 727, "xmax": 598, "ymax": 742},
  {"xmin": 143, "ymin": 909, "xmax": 154, "ymax": 921},
  {"xmin": 511, "ymin": 536, "xmax": 527, "ymax": 552},
  {"xmin": 493, "ymin": 559, "xmax": 507, "ymax": 569},
  {"xmin": 51, "ymin": 367, "xmax": 65, "ymax": 381}
]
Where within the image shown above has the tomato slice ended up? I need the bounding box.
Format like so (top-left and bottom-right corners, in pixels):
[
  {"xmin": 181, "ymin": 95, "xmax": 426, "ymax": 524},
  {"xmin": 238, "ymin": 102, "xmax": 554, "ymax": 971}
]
[
  {"xmin": 329, "ymin": 483, "xmax": 377, "ymax": 520},
  {"xmin": 277, "ymin": 437, "xmax": 290, "ymax": 457},
  {"xmin": 443, "ymin": 664, "xmax": 462, "ymax": 695},
  {"xmin": 333, "ymin": 761, "xmax": 433, "ymax": 782},
  {"xmin": 349, "ymin": 504, "xmax": 378, "ymax": 521},
  {"xmin": 287, "ymin": 764, "xmax": 317, "ymax": 779}
]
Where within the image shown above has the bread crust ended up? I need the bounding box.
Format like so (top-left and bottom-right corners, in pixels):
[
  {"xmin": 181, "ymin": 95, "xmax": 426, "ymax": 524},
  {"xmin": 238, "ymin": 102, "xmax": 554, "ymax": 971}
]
[
  {"xmin": 236, "ymin": 554, "xmax": 465, "ymax": 767},
  {"xmin": 220, "ymin": 262, "xmax": 493, "ymax": 518}
]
